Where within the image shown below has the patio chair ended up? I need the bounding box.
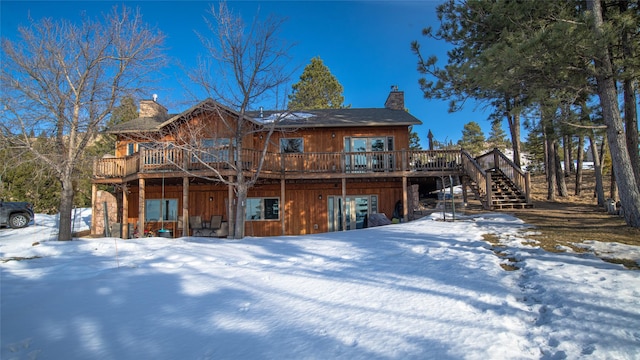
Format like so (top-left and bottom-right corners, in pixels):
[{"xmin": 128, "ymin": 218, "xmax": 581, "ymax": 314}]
[{"xmin": 189, "ymin": 215, "xmax": 204, "ymax": 236}]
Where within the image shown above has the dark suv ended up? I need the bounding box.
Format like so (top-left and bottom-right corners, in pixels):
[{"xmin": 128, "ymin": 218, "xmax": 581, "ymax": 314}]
[{"xmin": 0, "ymin": 200, "xmax": 35, "ymax": 229}]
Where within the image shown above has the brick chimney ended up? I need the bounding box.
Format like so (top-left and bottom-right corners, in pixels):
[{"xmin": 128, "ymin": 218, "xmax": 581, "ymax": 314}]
[
  {"xmin": 384, "ymin": 85, "xmax": 405, "ymax": 110},
  {"xmin": 139, "ymin": 95, "xmax": 168, "ymax": 119}
]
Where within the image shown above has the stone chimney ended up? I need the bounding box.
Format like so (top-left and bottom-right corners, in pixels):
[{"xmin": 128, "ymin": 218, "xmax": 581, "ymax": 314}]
[
  {"xmin": 139, "ymin": 96, "xmax": 168, "ymax": 119},
  {"xmin": 384, "ymin": 85, "xmax": 405, "ymax": 110}
]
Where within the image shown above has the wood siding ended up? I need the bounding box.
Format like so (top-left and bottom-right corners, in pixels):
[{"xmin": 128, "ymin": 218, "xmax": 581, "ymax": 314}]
[{"xmin": 124, "ymin": 179, "xmax": 403, "ymax": 237}]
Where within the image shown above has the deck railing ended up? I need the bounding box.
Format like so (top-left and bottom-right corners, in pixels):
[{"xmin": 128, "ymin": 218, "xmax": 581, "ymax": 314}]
[{"xmin": 93, "ymin": 148, "xmax": 464, "ymax": 178}]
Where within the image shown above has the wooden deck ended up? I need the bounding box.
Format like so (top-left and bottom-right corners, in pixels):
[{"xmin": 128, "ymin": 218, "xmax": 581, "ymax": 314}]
[
  {"xmin": 92, "ymin": 148, "xmax": 531, "ymax": 211},
  {"xmin": 93, "ymin": 149, "xmax": 465, "ymax": 183}
]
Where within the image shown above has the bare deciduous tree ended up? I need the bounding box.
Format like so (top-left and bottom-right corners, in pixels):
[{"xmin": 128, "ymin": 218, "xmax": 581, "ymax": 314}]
[
  {"xmin": 0, "ymin": 6, "xmax": 165, "ymax": 240},
  {"xmin": 188, "ymin": 2, "xmax": 294, "ymax": 238}
]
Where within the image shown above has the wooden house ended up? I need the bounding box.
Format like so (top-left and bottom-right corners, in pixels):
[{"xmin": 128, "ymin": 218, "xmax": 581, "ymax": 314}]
[{"xmin": 91, "ymin": 89, "xmax": 531, "ymax": 238}]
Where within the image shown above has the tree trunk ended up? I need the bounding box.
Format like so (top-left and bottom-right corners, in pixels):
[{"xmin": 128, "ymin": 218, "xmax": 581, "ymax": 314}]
[
  {"xmin": 546, "ymin": 137, "xmax": 557, "ymax": 201},
  {"xmin": 563, "ymin": 135, "xmax": 572, "ymax": 176},
  {"xmin": 610, "ymin": 166, "xmax": 618, "ymax": 201},
  {"xmin": 58, "ymin": 177, "xmax": 75, "ymax": 241},
  {"xmin": 620, "ymin": 0, "xmax": 640, "ymax": 189},
  {"xmin": 589, "ymin": 133, "xmax": 605, "ymax": 207},
  {"xmin": 588, "ymin": 0, "xmax": 640, "ymax": 227},
  {"xmin": 623, "ymin": 79, "xmax": 639, "ymax": 188},
  {"xmin": 575, "ymin": 135, "xmax": 584, "ymax": 196},
  {"xmin": 505, "ymin": 97, "xmax": 522, "ymax": 168},
  {"xmin": 233, "ymin": 183, "xmax": 247, "ymax": 239},
  {"xmin": 554, "ymin": 140, "xmax": 568, "ymax": 197}
]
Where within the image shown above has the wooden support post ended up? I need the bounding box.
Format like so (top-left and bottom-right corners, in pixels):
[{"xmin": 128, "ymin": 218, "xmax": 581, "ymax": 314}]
[
  {"xmin": 228, "ymin": 176, "xmax": 234, "ymax": 238},
  {"xmin": 341, "ymin": 177, "xmax": 347, "ymax": 231},
  {"xmin": 402, "ymin": 176, "xmax": 408, "ymax": 223},
  {"xmin": 485, "ymin": 171, "xmax": 493, "ymax": 210},
  {"xmin": 138, "ymin": 178, "xmax": 145, "ymax": 237},
  {"xmin": 183, "ymin": 177, "xmax": 189, "ymax": 236},
  {"xmin": 91, "ymin": 184, "xmax": 97, "ymax": 235},
  {"xmin": 281, "ymin": 178, "xmax": 286, "ymax": 235},
  {"xmin": 461, "ymin": 177, "xmax": 469, "ymax": 207},
  {"xmin": 122, "ymin": 186, "xmax": 129, "ymax": 239},
  {"xmin": 525, "ymin": 172, "xmax": 531, "ymax": 205}
]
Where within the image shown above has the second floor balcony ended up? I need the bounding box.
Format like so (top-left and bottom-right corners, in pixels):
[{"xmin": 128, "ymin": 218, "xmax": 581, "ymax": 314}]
[{"xmin": 93, "ymin": 148, "xmax": 464, "ymax": 181}]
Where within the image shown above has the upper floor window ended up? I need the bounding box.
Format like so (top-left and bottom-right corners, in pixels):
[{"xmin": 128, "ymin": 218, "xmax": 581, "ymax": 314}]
[
  {"xmin": 344, "ymin": 137, "xmax": 394, "ymax": 152},
  {"xmin": 126, "ymin": 143, "xmax": 137, "ymax": 156},
  {"xmin": 280, "ymin": 138, "xmax": 304, "ymax": 153},
  {"xmin": 197, "ymin": 138, "xmax": 232, "ymax": 162}
]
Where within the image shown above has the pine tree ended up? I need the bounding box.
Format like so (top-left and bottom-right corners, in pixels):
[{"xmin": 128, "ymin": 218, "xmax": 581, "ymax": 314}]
[
  {"xmin": 458, "ymin": 121, "xmax": 485, "ymax": 156},
  {"xmin": 87, "ymin": 96, "xmax": 138, "ymax": 157},
  {"xmin": 288, "ymin": 57, "xmax": 346, "ymax": 110},
  {"xmin": 487, "ymin": 120, "xmax": 510, "ymax": 150},
  {"xmin": 409, "ymin": 126, "xmax": 421, "ymax": 150}
]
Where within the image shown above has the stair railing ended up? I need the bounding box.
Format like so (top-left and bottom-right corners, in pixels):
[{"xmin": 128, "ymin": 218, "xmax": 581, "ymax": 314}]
[
  {"xmin": 461, "ymin": 150, "xmax": 492, "ymax": 209},
  {"xmin": 491, "ymin": 149, "xmax": 531, "ymax": 205}
]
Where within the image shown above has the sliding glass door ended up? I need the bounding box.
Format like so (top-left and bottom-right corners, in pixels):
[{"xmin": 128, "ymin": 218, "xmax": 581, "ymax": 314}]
[{"xmin": 328, "ymin": 195, "xmax": 378, "ymax": 231}]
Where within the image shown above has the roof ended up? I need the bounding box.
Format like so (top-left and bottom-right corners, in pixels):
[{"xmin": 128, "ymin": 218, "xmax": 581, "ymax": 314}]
[
  {"xmin": 106, "ymin": 98, "xmax": 259, "ymax": 134},
  {"xmin": 107, "ymin": 101, "xmax": 422, "ymax": 134},
  {"xmin": 247, "ymin": 108, "xmax": 422, "ymax": 128}
]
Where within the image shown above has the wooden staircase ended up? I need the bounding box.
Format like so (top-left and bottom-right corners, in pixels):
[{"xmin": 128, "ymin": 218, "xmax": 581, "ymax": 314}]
[
  {"xmin": 461, "ymin": 149, "xmax": 533, "ymax": 210},
  {"xmin": 487, "ymin": 169, "xmax": 532, "ymax": 209}
]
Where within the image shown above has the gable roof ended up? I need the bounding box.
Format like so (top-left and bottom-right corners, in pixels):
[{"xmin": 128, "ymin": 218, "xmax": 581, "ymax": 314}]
[
  {"xmin": 107, "ymin": 100, "xmax": 422, "ymax": 134},
  {"xmin": 106, "ymin": 98, "xmax": 259, "ymax": 134},
  {"xmin": 247, "ymin": 108, "xmax": 422, "ymax": 128}
]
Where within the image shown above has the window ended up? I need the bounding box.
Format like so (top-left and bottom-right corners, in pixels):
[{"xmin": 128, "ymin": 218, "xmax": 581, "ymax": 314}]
[
  {"xmin": 246, "ymin": 198, "xmax": 280, "ymax": 220},
  {"xmin": 344, "ymin": 137, "xmax": 394, "ymax": 152},
  {"xmin": 280, "ymin": 138, "xmax": 304, "ymax": 153},
  {"xmin": 126, "ymin": 143, "xmax": 137, "ymax": 155},
  {"xmin": 344, "ymin": 137, "xmax": 395, "ymax": 172},
  {"xmin": 328, "ymin": 195, "xmax": 379, "ymax": 231},
  {"xmin": 145, "ymin": 199, "xmax": 178, "ymax": 222},
  {"xmin": 197, "ymin": 138, "xmax": 231, "ymax": 162}
]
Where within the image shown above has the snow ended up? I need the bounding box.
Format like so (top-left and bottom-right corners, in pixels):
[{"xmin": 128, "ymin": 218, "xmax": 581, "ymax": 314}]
[{"xmin": 2, "ymin": 210, "xmax": 639, "ymax": 359}]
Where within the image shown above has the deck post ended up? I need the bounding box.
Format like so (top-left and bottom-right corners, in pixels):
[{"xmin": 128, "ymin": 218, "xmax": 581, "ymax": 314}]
[
  {"xmin": 461, "ymin": 177, "xmax": 468, "ymax": 206},
  {"xmin": 138, "ymin": 178, "xmax": 145, "ymax": 237},
  {"xmin": 341, "ymin": 177, "xmax": 347, "ymax": 231},
  {"xmin": 91, "ymin": 184, "xmax": 97, "ymax": 235},
  {"xmin": 485, "ymin": 171, "xmax": 493, "ymax": 210},
  {"xmin": 183, "ymin": 176, "xmax": 189, "ymax": 236},
  {"xmin": 402, "ymin": 149, "xmax": 407, "ymax": 171},
  {"xmin": 525, "ymin": 172, "xmax": 531, "ymax": 205},
  {"xmin": 122, "ymin": 186, "xmax": 129, "ymax": 238},
  {"xmin": 228, "ymin": 176, "xmax": 235, "ymax": 238},
  {"xmin": 402, "ymin": 176, "xmax": 408, "ymax": 222},
  {"xmin": 281, "ymin": 178, "xmax": 286, "ymax": 235}
]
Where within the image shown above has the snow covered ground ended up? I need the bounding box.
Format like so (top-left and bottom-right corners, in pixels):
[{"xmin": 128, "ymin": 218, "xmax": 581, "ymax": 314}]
[{"xmin": 1, "ymin": 210, "xmax": 639, "ymax": 359}]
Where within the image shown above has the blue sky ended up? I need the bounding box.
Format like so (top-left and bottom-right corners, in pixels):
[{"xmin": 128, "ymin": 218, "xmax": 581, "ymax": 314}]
[{"xmin": 1, "ymin": 0, "xmax": 499, "ymax": 148}]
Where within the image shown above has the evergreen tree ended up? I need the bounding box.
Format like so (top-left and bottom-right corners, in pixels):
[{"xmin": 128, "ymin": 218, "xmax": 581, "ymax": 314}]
[
  {"xmin": 409, "ymin": 126, "xmax": 421, "ymax": 150},
  {"xmin": 487, "ymin": 120, "xmax": 510, "ymax": 150},
  {"xmin": 288, "ymin": 57, "xmax": 346, "ymax": 110},
  {"xmin": 522, "ymin": 123, "xmax": 545, "ymax": 174},
  {"xmin": 458, "ymin": 121, "xmax": 485, "ymax": 156},
  {"xmin": 87, "ymin": 96, "xmax": 139, "ymax": 157}
]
